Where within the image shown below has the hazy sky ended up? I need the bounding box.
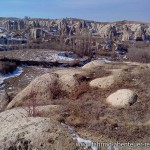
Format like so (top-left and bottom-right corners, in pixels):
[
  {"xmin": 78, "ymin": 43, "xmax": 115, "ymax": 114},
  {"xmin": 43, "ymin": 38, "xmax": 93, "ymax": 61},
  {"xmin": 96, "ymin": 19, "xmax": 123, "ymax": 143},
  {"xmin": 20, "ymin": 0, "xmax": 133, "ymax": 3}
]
[{"xmin": 0, "ymin": 0, "xmax": 149, "ymax": 22}]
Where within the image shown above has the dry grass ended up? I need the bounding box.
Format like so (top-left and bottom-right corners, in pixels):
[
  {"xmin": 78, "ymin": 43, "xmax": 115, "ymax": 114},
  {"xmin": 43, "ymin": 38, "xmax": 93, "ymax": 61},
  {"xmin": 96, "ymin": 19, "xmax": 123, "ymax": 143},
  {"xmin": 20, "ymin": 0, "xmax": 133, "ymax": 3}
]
[
  {"xmin": 51, "ymin": 65, "xmax": 150, "ymax": 142},
  {"xmin": 134, "ymin": 41, "xmax": 150, "ymax": 48},
  {"xmin": 4, "ymin": 61, "xmax": 149, "ymax": 142},
  {"xmin": 127, "ymin": 46, "xmax": 150, "ymax": 63},
  {"xmin": 97, "ymin": 51, "xmax": 112, "ymax": 57}
]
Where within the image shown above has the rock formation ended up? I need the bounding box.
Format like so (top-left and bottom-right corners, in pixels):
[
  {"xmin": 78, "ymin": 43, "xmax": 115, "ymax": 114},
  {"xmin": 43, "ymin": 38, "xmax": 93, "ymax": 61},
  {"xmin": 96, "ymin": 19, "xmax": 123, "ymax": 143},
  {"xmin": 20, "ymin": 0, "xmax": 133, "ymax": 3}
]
[
  {"xmin": 7, "ymin": 73, "xmax": 59, "ymax": 109},
  {"xmin": 0, "ymin": 18, "xmax": 150, "ymax": 42},
  {"xmin": 122, "ymin": 25, "xmax": 130, "ymax": 41},
  {"xmin": 89, "ymin": 75, "xmax": 114, "ymax": 89},
  {"xmin": 106, "ymin": 89, "xmax": 138, "ymax": 107},
  {"xmin": 0, "ymin": 107, "xmax": 76, "ymax": 150},
  {"xmin": 7, "ymin": 68, "xmax": 88, "ymax": 109}
]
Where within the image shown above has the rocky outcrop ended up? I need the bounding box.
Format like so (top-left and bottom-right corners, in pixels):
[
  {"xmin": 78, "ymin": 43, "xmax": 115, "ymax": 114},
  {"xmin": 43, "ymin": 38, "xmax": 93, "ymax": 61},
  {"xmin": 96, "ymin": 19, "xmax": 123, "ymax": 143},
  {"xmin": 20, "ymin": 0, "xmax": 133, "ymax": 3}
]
[
  {"xmin": 0, "ymin": 105, "xmax": 77, "ymax": 149},
  {"xmin": 0, "ymin": 111, "xmax": 76, "ymax": 149},
  {"xmin": 55, "ymin": 69, "xmax": 87, "ymax": 94},
  {"xmin": 7, "ymin": 73, "xmax": 59, "ymax": 109},
  {"xmin": 0, "ymin": 18, "xmax": 150, "ymax": 42},
  {"xmin": 122, "ymin": 25, "xmax": 130, "ymax": 41},
  {"xmin": 106, "ymin": 89, "xmax": 138, "ymax": 107},
  {"xmin": 7, "ymin": 69, "xmax": 88, "ymax": 109}
]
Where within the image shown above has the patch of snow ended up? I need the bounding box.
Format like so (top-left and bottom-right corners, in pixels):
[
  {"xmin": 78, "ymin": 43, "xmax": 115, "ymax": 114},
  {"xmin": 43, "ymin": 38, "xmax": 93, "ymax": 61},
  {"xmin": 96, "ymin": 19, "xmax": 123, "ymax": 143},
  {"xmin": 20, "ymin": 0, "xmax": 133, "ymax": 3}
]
[
  {"xmin": 0, "ymin": 67, "xmax": 23, "ymax": 85},
  {"xmin": 58, "ymin": 52, "xmax": 78, "ymax": 59},
  {"xmin": 61, "ymin": 123, "xmax": 98, "ymax": 150},
  {"xmin": 61, "ymin": 122, "xmax": 121, "ymax": 150},
  {"xmin": 50, "ymin": 54, "xmax": 75, "ymax": 62},
  {"xmin": 123, "ymin": 55, "xmax": 127, "ymax": 59},
  {"xmin": 147, "ymin": 64, "xmax": 150, "ymax": 69},
  {"xmin": 114, "ymin": 145, "xmax": 120, "ymax": 150},
  {"xmin": 97, "ymin": 58, "xmax": 112, "ymax": 63},
  {"xmin": 108, "ymin": 144, "xmax": 113, "ymax": 150},
  {"xmin": 76, "ymin": 136, "xmax": 98, "ymax": 150}
]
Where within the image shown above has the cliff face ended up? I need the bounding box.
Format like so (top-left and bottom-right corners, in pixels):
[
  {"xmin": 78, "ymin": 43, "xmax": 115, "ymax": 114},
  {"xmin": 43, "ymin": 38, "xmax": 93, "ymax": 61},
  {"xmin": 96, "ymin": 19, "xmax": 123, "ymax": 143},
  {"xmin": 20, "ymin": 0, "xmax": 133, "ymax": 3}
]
[{"xmin": 0, "ymin": 18, "xmax": 150, "ymax": 41}]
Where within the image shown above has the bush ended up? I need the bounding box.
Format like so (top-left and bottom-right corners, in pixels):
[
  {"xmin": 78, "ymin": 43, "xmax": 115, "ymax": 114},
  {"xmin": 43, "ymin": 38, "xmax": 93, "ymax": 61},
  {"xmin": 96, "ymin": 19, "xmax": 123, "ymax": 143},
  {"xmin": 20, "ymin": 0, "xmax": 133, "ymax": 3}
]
[
  {"xmin": 135, "ymin": 41, "xmax": 150, "ymax": 48},
  {"xmin": 0, "ymin": 61, "xmax": 17, "ymax": 74},
  {"xmin": 127, "ymin": 47, "xmax": 150, "ymax": 63}
]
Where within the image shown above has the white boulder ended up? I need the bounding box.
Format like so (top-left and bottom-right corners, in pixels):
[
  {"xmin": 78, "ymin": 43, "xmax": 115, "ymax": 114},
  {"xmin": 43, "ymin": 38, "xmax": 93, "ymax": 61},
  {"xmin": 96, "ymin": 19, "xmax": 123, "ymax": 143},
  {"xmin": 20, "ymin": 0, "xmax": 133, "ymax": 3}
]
[
  {"xmin": 90, "ymin": 75, "xmax": 114, "ymax": 89},
  {"xmin": 106, "ymin": 89, "xmax": 137, "ymax": 107}
]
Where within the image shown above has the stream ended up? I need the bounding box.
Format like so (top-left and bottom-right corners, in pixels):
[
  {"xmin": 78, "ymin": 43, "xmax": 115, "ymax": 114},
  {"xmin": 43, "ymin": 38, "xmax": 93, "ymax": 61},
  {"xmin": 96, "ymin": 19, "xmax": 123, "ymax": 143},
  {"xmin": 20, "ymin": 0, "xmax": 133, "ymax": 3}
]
[{"xmin": 0, "ymin": 67, "xmax": 23, "ymax": 85}]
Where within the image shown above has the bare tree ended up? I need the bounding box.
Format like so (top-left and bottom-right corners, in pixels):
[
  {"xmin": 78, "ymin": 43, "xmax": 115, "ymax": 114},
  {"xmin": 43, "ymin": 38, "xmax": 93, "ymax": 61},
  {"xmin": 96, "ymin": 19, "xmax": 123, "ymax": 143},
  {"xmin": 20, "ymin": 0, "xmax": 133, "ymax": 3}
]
[{"xmin": 24, "ymin": 91, "xmax": 38, "ymax": 117}]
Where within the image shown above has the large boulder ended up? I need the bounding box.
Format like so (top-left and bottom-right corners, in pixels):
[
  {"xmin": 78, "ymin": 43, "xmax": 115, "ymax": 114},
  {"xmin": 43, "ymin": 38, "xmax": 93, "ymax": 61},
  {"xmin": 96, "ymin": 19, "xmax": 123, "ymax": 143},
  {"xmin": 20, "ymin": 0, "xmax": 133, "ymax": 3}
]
[
  {"xmin": 90, "ymin": 75, "xmax": 114, "ymax": 89},
  {"xmin": 106, "ymin": 89, "xmax": 138, "ymax": 107},
  {"xmin": 7, "ymin": 73, "xmax": 59, "ymax": 109},
  {"xmin": 0, "ymin": 106, "xmax": 76, "ymax": 149},
  {"xmin": 0, "ymin": 116, "xmax": 76, "ymax": 149},
  {"xmin": 82, "ymin": 60, "xmax": 105, "ymax": 70}
]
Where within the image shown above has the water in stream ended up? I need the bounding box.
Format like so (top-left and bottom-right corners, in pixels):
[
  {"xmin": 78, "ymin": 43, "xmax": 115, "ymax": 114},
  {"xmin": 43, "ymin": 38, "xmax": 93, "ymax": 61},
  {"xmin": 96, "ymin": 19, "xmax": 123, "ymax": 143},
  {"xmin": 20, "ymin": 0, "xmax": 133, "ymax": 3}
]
[{"xmin": 0, "ymin": 67, "xmax": 23, "ymax": 85}]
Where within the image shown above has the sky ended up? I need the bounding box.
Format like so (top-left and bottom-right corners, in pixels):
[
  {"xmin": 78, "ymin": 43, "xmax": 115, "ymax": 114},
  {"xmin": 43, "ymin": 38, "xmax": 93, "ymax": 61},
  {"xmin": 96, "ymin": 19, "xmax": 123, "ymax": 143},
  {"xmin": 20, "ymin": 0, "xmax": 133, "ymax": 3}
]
[{"xmin": 0, "ymin": 0, "xmax": 150, "ymax": 22}]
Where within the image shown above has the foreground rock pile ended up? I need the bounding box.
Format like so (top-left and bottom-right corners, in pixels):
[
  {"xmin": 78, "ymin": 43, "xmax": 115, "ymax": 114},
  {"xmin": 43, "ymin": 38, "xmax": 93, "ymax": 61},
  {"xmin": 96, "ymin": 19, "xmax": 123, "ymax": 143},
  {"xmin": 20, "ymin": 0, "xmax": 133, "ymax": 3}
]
[
  {"xmin": 0, "ymin": 106, "xmax": 76, "ymax": 150},
  {"xmin": 7, "ymin": 68, "xmax": 88, "ymax": 109}
]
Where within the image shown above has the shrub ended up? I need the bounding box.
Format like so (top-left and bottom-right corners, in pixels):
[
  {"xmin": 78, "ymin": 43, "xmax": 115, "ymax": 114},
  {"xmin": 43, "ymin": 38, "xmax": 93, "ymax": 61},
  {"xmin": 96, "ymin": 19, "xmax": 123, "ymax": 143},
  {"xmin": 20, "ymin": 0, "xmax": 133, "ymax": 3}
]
[
  {"xmin": 127, "ymin": 47, "xmax": 150, "ymax": 63},
  {"xmin": 0, "ymin": 61, "xmax": 17, "ymax": 75}
]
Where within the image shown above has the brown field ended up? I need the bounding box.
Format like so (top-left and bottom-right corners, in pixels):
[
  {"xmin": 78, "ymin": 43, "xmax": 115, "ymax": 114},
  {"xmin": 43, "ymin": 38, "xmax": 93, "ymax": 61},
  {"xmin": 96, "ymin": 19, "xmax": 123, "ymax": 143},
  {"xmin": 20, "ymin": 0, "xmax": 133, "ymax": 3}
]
[{"xmin": 48, "ymin": 63, "xmax": 150, "ymax": 143}]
